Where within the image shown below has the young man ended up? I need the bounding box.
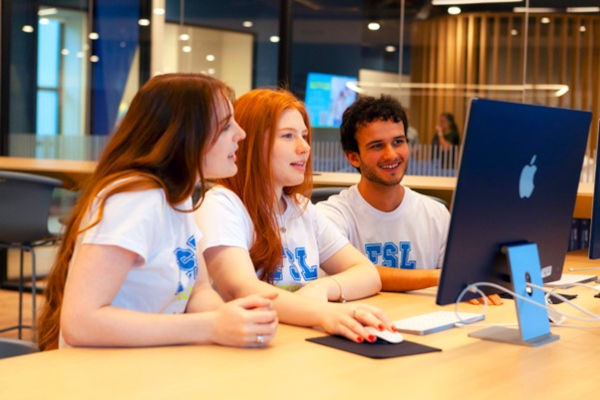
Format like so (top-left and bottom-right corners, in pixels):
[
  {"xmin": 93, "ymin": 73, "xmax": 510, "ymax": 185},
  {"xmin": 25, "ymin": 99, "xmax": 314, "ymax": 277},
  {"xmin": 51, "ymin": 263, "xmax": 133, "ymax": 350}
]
[{"xmin": 317, "ymin": 95, "xmax": 502, "ymax": 304}]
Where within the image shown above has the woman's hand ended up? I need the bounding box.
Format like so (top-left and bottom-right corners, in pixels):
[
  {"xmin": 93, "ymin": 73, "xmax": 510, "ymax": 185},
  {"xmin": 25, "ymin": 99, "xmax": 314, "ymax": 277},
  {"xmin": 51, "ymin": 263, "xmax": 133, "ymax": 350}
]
[
  {"xmin": 317, "ymin": 302, "xmax": 395, "ymax": 343},
  {"xmin": 209, "ymin": 293, "xmax": 278, "ymax": 348}
]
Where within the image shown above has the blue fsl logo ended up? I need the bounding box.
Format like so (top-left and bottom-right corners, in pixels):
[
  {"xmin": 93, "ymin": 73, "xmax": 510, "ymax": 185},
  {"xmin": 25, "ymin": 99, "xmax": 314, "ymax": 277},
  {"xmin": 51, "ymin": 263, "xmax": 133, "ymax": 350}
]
[{"xmin": 364, "ymin": 241, "xmax": 416, "ymax": 269}]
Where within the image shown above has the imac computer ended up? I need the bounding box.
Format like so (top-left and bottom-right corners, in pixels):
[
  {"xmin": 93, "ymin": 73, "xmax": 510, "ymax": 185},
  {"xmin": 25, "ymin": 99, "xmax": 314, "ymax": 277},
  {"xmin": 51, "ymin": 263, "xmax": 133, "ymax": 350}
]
[
  {"xmin": 588, "ymin": 122, "xmax": 600, "ymax": 259},
  {"xmin": 436, "ymin": 98, "xmax": 591, "ymax": 346}
]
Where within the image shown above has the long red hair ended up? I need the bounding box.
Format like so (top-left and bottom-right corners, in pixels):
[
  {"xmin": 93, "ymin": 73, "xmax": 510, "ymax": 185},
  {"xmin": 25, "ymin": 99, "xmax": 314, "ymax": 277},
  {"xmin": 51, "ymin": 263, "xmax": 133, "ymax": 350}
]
[
  {"xmin": 37, "ymin": 73, "xmax": 232, "ymax": 351},
  {"xmin": 219, "ymin": 89, "xmax": 313, "ymax": 282}
]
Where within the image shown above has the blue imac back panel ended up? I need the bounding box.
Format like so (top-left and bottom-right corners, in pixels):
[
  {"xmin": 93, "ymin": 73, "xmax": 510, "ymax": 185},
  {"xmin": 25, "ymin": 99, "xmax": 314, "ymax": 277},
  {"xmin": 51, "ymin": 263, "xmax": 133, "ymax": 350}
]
[
  {"xmin": 589, "ymin": 121, "xmax": 600, "ymax": 259},
  {"xmin": 437, "ymin": 99, "xmax": 591, "ymax": 305}
]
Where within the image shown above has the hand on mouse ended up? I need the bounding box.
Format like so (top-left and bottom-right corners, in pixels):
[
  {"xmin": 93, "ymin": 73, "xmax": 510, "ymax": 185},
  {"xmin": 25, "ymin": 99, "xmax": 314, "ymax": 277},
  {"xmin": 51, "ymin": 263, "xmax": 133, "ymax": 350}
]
[{"xmin": 317, "ymin": 302, "xmax": 395, "ymax": 343}]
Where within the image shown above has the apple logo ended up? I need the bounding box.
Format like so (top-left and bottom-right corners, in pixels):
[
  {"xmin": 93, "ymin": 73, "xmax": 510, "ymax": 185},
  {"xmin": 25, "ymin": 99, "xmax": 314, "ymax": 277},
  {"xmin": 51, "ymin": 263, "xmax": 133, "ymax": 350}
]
[{"xmin": 519, "ymin": 155, "xmax": 537, "ymax": 199}]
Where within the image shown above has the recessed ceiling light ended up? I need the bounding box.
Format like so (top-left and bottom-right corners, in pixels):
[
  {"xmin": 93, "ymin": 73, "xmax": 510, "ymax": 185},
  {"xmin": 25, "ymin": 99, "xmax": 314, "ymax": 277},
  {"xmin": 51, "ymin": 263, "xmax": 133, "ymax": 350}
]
[
  {"xmin": 367, "ymin": 22, "xmax": 381, "ymax": 31},
  {"xmin": 242, "ymin": 21, "xmax": 253, "ymax": 28},
  {"xmin": 182, "ymin": 45, "xmax": 192, "ymax": 53},
  {"xmin": 61, "ymin": 49, "xmax": 69, "ymax": 56},
  {"xmin": 22, "ymin": 25, "xmax": 34, "ymax": 33},
  {"xmin": 39, "ymin": 18, "xmax": 50, "ymax": 25},
  {"xmin": 511, "ymin": 29, "xmax": 518, "ymax": 36},
  {"xmin": 580, "ymin": 25, "xmax": 587, "ymax": 33},
  {"xmin": 88, "ymin": 32, "xmax": 99, "ymax": 40},
  {"xmin": 179, "ymin": 33, "xmax": 190, "ymax": 41},
  {"xmin": 208, "ymin": 68, "xmax": 216, "ymax": 75},
  {"xmin": 153, "ymin": 8, "xmax": 165, "ymax": 15},
  {"xmin": 448, "ymin": 6, "xmax": 461, "ymax": 15},
  {"xmin": 138, "ymin": 18, "xmax": 150, "ymax": 26},
  {"xmin": 206, "ymin": 54, "xmax": 215, "ymax": 62},
  {"xmin": 385, "ymin": 45, "xmax": 396, "ymax": 53},
  {"xmin": 541, "ymin": 17, "xmax": 551, "ymax": 24},
  {"xmin": 90, "ymin": 55, "xmax": 99, "ymax": 63},
  {"xmin": 270, "ymin": 35, "xmax": 280, "ymax": 43}
]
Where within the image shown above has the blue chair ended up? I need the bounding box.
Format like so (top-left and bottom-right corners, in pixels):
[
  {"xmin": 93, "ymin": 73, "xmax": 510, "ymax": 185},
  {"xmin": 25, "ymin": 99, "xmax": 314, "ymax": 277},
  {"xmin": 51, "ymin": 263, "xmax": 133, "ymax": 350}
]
[{"xmin": 0, "ymin": 170, "xmax": 62, "ymax": 339}]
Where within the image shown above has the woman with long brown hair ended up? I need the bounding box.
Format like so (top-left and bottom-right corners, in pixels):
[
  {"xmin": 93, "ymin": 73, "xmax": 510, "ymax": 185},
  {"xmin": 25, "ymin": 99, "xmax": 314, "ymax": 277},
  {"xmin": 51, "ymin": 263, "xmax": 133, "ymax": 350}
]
[
  {"xmin": 37, "ymin": 74, "xmax": 277, "ymax": 350},
  {"xmin": 195, "ymin": 89, "xmax": 393, "ymax": 343}
]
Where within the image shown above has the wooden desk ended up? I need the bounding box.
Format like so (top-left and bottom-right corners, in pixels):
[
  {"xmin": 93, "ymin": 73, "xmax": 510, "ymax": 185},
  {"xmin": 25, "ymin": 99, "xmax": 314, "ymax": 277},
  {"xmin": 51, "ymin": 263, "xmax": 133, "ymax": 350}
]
[
  {"xmin": 0, "ymin": 156, "xmax": 595, "ymax": 217},
  {"xmin": 0, "ymin": 156, "xmax": 96, "ymax": 190},
  {"xmin": 314, "ymin": 172, "xmax": 595, "ymax": 218},
  {"xmin": 1, "ymin": 252, "xmax": 598, "ymax": 399}
]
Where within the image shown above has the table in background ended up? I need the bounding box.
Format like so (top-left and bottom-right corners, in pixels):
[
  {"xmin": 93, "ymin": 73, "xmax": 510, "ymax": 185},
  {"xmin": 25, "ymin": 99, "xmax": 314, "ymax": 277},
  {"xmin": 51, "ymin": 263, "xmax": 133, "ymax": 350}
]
[
  {"xmin": 0, "ymin": 156, "xmax": 96, "ymax": 190},
  {"xmin": 0, "ymin": 157, "xmax": 595, "ymax": 217},
  {"xmin": 1, "ymin": 251, "xmax": 598, "ymax": 399}
]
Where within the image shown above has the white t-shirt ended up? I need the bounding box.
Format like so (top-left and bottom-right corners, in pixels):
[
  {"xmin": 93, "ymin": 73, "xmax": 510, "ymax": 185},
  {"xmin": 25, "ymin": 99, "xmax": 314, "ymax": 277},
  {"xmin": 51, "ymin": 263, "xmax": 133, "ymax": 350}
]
[
  {"xmin": 195, "ymin": 186, "xmax": 348, "ymax": 291},
  {"xmin": 316, "ymin": 185, "xmax": 449, "ymax": 269},
  {"xmin": 60, "ymin": 186, "xmax": 201, "ymax": 348}
]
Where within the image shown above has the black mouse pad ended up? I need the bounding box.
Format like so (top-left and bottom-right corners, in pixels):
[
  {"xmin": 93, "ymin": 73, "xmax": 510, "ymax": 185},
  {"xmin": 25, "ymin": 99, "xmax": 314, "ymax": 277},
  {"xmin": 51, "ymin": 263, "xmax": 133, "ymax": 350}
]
[{"xmin": 306, "ymin": 336, "xmax": 441, "ymax": 359}]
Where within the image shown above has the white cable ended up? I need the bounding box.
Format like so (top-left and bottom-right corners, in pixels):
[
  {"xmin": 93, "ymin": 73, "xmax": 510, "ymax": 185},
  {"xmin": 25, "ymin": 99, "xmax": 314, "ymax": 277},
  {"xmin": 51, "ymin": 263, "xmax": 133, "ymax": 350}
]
[
  {"xmin": 527, "ymin": 282, "xmax": 600, "ymax": 322},
  {"xmin": 455, "ymin": 281, "xmax": 600, "ymax": 327}
]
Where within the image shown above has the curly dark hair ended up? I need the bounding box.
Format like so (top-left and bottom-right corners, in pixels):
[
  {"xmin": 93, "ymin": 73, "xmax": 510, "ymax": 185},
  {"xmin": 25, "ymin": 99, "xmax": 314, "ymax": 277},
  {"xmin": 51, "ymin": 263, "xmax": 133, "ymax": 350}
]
[{"xmin": 340, "ymin": 95, "xmax": 408, "ymax": 153}]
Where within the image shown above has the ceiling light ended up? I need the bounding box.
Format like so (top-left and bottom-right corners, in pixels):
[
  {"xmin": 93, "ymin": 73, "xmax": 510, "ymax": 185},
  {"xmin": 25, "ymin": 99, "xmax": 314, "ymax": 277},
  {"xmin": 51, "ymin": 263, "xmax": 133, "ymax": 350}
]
[
  {"xmin": 88, "ymin": 32, "xmax": 99, "ymax": 40},
  {"xmin": 541, "ymin": 17, "xmax": 551, "ymax": 24},
  {"xmin": 138, "ymin": 18, "xmax": 150, "ymax": 26},
  {"xmin": 179, "ymin": 33, "xmax": 190, "ymax": 41},
  {"xmin": 182, "ymin": 45, "xmax": 192, "ymax": 53},
  {"xmin": 448, "ymin": 7, "xmax": 461, "ymax": 15},
  {"xmin": 346, "ymin": 81, "xmax": 569, "ymax": 98},
  {"xmin": 567, "ymin": 7, "xmax": 600, "ymax": 13},
  {"xmin": 22, "ymin": 25, "xmax": 34, "ymax": 33},
  {"xmin": 511, "ymin": 29, "xmax": 518, "ymax": 36},
  {"xmin": 433, "ymin": 0, "xmax": 520, "ymax": 4},
  {"xmin": 208, "ymin": 68, "xmax": 216, "ymax": 75},
  {"xmin": 385, "ymin": 45, "xmax": 396, "ymax": 53},
  {"xmin": 580, "ymin": 25, "xmax": 587, "ymax": 33},
  {"xmin": 206, "ymin": 54, "xmax": 215, "ymax": 62},
  {"xmin": 367, "ymin": 22, "xmax": 381, "ymax": 31},
  {"xmin": 242, "ymin": 21, "xmax": 253, "ymax": 28},
  {"xmin": 38, "ymin": 8, "xmax": 58, "ymax": 16},
  {"xmin": 270, "ymin": 35, "xmax": 280, "ymax": 43},
  {"xmin": 76, "ymin": 51, "xmax": 84, "ymax": 58},
  {"xmin": 39, "ymin": 18, "xmax": 50, "ymax": 25},
  {"xmin": 90, "ymin": 55, "xmax": 99, "ymax": 63},
  {"xmin": 61, "ymin": 49, "xmax": 69, "ymax": 56},
  {"xmin": 153, "ymin": 8, "xmax": 165, "ymax": 15},
  {"xmin": 513, "ymin": 7, "xmax": 557, "ymax": 13}
]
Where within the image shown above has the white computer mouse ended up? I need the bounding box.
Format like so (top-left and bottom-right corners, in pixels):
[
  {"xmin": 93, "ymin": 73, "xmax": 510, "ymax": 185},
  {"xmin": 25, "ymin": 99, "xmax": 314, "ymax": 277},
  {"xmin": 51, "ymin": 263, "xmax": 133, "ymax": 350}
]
[{"xmin": 365, "ymin": 326, "xmax": 404, "ymax": 343}]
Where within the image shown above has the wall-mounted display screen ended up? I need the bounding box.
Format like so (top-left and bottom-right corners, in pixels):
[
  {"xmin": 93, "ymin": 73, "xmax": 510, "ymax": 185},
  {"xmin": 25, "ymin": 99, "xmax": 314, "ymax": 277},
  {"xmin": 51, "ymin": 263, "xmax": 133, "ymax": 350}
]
[{"xmin": 304, "ymin": 72, "xmax": 357, "ymax": 128}]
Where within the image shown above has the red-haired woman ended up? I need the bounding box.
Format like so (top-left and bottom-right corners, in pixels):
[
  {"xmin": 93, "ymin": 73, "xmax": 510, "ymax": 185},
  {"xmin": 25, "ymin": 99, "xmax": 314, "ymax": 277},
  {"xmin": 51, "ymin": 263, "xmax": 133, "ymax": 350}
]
[
  {"xmin": 38, "ymin": 74, "xmax": 278, "ymax": 351},
  {"xmin": 195, "ymin": 89, "xmax": 393, "ymax": 343}
]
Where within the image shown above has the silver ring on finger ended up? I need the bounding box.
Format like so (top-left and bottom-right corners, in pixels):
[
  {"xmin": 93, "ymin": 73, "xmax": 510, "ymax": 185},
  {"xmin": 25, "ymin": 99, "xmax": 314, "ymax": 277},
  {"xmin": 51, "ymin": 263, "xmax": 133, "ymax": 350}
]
[{"xmin": 256, "ymin": 334, "xmax": 265, "ymax": 345}]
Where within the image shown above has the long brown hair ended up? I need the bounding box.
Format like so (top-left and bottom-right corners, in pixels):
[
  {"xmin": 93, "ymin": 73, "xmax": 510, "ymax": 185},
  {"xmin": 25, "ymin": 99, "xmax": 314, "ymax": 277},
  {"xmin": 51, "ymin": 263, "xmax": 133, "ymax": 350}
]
[
  {"xmin": 219, "ymin": 89, "xmax": 313, "ymax": 282},
  {"xmin": 38, "ymin": 73, "xmax": 232, "ymax": 351}
]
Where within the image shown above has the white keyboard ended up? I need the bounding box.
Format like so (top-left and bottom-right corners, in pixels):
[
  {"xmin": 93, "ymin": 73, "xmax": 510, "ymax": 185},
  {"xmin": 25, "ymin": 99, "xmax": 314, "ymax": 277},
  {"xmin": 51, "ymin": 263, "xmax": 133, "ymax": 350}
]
[
  {"xmin": 544, "ymin": 273, "xmax": 598, "ymax": 288},
  {"xmin": 393, "ymin": 311, "xmax": 484, "ymax": 335}
]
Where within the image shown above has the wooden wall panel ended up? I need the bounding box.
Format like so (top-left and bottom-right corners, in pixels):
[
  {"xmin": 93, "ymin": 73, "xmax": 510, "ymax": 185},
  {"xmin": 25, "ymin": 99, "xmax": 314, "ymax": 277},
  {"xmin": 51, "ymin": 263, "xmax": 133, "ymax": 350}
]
[{"xmin": 410, "ymin": 13, "xmax": 600, "ymax": 156}]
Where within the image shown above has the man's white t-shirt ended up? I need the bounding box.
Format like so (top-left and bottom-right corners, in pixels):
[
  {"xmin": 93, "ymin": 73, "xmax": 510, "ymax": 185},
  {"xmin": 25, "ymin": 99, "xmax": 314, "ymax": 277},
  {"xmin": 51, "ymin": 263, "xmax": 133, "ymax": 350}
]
[
  {"xmin": 316, "ymin": 185, "xmax": 449, "ymax": 269},
  {"xmin": 195, "ymin": 186, "xmax": 348, "ymax": 291}
]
